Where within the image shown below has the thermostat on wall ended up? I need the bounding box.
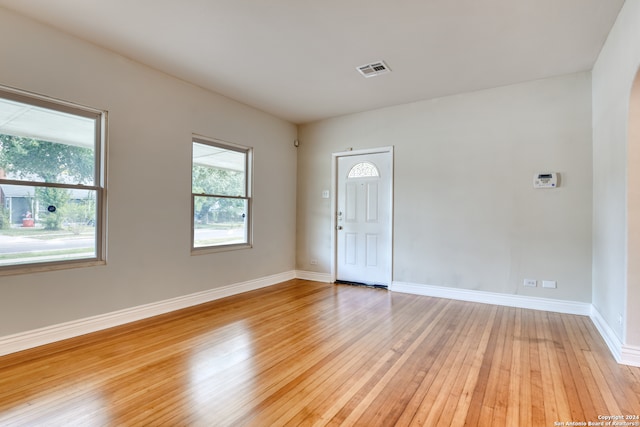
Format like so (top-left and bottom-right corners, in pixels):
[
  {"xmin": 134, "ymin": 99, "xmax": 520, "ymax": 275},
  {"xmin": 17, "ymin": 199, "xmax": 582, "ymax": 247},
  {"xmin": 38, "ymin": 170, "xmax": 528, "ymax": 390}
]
[{"xmin": 533, "ymin": 172, "xmax": 558, "ymax": 189}]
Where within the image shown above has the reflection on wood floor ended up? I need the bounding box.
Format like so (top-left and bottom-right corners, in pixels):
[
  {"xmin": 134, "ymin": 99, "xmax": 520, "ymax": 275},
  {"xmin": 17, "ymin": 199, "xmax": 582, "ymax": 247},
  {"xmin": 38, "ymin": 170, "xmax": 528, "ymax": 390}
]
[{"xmin": 1, "ymin": 279, "xmax": 639, "ymax": 426}]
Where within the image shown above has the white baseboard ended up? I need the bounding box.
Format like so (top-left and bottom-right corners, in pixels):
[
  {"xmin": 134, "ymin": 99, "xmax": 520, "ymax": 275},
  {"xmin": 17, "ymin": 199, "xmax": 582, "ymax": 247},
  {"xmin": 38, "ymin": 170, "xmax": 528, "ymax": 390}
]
[
  {"xmin": 4, "ymin": 272, "xmax": 638, "ymax": 368},
  {"xmin": 393, "ymin": 281, "xmax": 640, "ymax": 367},
  {"xmin": 590, "ymin": 306, "xmax": 640, "ymax": 367},
  {"xmin": 0, "ymin": 270, "xmax": 296, "ymax": 357},
  {"xmin": 296, "ymin": 270, "xmax": 333, "ymax": 283},
  {"xmin": 391, "ymin": 281, "xmax": 591, "ymax": 315},
  {"xmin": 590, "ymin": 306, "xmax": 623, "ymax": 363}
]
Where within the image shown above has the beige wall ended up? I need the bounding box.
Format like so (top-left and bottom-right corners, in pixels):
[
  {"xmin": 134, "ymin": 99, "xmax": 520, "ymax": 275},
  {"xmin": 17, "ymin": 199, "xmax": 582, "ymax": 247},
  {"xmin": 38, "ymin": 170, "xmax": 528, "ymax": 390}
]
[
  {"xmin": 298, "ymin": 73, "xmax": 593, "ymax": 302},
  {"xmin": 592, "ymin": 0, "xmax": 640, "ymax": 346},
  {"xmin": 0, "ymin": 8, "xmax": 297, "ymax": 336}
]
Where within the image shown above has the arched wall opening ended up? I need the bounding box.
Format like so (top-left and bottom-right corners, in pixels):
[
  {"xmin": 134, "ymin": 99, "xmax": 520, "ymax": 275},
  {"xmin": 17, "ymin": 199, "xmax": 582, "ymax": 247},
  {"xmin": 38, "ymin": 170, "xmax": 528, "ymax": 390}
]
[{"xmin": 626, "ymin": 68, "xmax": 640, "ymax": 346}]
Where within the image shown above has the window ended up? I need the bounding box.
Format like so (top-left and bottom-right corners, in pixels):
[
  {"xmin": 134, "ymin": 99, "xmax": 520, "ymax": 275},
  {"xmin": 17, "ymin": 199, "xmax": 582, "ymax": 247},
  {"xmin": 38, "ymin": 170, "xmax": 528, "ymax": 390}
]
[
  {"xmin": 192, "ymin": 137, "xmax": 252, "ymax": 251},
  {"xmin": 0, "ymin": 87, "xmax": 106, "ymax": 271}
]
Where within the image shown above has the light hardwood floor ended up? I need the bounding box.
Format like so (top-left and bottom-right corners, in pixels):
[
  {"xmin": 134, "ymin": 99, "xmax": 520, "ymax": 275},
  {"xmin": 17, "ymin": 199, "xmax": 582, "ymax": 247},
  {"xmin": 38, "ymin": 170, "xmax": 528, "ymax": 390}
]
[{"xmin": 1, "ymin": 279, "xmax": 639, "ymax": 426}]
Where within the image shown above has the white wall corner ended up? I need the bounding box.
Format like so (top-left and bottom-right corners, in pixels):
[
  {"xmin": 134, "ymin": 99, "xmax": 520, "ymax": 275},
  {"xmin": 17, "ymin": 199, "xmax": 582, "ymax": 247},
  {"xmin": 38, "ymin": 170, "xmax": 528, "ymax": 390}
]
[
  {"xmin": 589, "ymin": 305, "xmax": 624, "ymax": 364},
  {"xmin": 620, "ymin": 345, "xmax": 640, "ymax": 367},
  {"xmin": 391, "ymin": 281, "xmax": 592, "ymax": 316},
  {"xmin": 0, "ymin": 270, "xmax": 296, "ymax": 357},
  {"xmin": 296, "ymin": 270, "xmax": 333, "ymax": 283}
]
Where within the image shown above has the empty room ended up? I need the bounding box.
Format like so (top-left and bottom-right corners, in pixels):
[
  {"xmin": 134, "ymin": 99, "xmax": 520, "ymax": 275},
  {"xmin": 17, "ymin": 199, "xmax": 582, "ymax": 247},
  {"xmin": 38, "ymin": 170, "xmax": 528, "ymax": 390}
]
[{"xmin": 0, "ymin": 0, "xmax": 639, "ymax": 426}]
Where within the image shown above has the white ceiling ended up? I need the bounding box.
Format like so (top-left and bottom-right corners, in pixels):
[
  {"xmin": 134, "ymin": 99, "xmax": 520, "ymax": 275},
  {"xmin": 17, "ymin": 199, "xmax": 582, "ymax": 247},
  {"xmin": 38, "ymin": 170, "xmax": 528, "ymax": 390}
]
[{"xmin": 0, "ymin": 0, "xmax": 626, "ymax": 124}]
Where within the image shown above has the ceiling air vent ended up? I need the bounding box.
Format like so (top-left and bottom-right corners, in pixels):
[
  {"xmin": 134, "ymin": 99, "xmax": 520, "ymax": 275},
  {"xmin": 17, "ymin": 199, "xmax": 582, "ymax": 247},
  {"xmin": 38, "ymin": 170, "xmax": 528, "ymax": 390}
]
[{"xmin": 356, "ymin": 61, "xmax": 391, "ymax": 78}]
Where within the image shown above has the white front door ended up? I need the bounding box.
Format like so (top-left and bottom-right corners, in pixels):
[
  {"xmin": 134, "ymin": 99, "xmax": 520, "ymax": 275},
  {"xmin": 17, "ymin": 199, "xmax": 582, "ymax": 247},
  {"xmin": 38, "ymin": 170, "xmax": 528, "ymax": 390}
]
[{"xmin": 336, "ymin": 150, "xmax": 392, "ymax": 287}]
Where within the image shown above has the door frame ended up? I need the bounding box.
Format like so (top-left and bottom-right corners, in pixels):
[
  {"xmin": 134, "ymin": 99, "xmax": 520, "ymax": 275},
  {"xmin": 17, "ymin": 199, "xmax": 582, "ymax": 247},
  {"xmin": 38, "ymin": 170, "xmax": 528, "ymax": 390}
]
[{"xmin": 331, "ymin": 146, "xmax": 394, "ymax": 285}]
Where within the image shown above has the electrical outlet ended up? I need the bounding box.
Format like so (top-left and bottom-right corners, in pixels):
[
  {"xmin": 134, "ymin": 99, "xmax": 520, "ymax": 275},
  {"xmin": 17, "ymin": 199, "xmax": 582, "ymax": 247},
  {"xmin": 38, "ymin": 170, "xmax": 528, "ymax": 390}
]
[
  {"xmin": 310, "ymin": 259, "xmax": 318, "ymax": 265},
  {"xmin": 523, "ymin": 279, "xmax": 537, "ymax": 287},
  {"xmin": 542, "ymin": 280, "xmax": 557, "ymax": 289}
]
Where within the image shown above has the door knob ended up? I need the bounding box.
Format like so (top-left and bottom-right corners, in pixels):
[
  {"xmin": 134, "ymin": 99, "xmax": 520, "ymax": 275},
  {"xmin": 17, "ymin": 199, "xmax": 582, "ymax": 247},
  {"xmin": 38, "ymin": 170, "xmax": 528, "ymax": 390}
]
[{"xmin": 337, "ymin": 226, "xmax": 343, "ymax": 230}]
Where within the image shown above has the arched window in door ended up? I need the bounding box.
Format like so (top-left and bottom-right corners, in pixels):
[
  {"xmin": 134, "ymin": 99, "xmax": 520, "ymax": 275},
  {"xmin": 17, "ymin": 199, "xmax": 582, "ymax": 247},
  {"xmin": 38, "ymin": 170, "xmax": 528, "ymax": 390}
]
[{"xmin": 348, "ymin": 162, "xmax": 379, "ymax": 178}]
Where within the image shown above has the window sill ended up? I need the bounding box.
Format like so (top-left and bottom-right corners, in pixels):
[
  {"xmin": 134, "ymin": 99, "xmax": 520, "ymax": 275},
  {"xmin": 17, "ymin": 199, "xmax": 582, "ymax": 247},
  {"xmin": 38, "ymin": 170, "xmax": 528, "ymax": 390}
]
[
  {"xmin": 0, "ymin": 259, "xmax": 106, "ymax": 277},
  {"xmin": 191, "ymin": 243, "xmax": 252, "ymax": 256}
]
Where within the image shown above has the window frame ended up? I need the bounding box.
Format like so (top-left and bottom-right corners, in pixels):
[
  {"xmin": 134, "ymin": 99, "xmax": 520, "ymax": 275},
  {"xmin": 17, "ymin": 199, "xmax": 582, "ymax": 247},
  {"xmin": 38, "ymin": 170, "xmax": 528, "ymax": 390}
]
[
  {"xmin": 0, "ymin": 86, "xmax": 107, "ymax": 275},
  {"xmin": 191, "ymin": 135, "xmax": 253, "ymax": 253}
]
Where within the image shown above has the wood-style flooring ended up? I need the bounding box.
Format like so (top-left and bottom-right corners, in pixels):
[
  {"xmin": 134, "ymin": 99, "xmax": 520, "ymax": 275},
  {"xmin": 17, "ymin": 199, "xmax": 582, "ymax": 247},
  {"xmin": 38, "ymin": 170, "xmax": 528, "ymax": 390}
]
[{"xmin": 0, "ymin": 279, "xmax": 639, "ymax": 426}]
